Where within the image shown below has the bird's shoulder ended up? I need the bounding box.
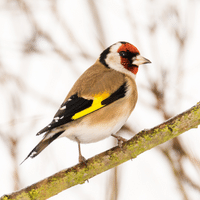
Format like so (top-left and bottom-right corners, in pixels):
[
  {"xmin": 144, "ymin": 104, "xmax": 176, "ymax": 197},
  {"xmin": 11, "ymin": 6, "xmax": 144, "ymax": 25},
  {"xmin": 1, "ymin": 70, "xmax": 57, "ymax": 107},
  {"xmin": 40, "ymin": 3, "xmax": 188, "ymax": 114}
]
[{"xmin": 65, "ymin": 59, "xmax": 126, "ymax": 101}]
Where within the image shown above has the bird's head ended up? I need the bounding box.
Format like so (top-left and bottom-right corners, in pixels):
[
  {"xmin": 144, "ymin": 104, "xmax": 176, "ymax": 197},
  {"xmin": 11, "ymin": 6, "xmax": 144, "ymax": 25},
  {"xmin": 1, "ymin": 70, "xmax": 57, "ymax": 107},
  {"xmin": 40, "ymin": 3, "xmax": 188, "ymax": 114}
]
[{"xmin": 100, "ymin": 41, "xmax": 151, "ymax": 78}]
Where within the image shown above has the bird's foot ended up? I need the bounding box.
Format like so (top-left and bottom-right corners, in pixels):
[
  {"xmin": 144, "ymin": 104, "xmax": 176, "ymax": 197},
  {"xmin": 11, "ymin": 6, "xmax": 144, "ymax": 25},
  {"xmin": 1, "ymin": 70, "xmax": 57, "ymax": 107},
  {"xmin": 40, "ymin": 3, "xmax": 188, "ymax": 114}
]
[
  {"xmin": 111, "ymin": 134, "xmax": 127, "ymax": 148},
  {"xmin": 79, "ymin": 155, "xmax": 87, "ymax": 165}
]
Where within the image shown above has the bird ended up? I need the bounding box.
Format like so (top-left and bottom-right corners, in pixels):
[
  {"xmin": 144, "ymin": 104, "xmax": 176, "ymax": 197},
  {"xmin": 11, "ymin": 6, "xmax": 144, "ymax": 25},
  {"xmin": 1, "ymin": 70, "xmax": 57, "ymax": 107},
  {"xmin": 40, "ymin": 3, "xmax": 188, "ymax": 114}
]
[{"xmin": 22, "ymin": 41, "xmax": 151, "ymax": 164}]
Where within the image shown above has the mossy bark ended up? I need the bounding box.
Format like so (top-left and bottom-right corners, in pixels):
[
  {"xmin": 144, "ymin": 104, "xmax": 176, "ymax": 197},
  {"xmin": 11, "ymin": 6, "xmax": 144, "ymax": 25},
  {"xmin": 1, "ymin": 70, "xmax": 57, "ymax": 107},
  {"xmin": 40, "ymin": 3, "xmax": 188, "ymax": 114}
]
[{"xmin": 1, "ymin": 102, "xmax": 200, "ymax": 200}]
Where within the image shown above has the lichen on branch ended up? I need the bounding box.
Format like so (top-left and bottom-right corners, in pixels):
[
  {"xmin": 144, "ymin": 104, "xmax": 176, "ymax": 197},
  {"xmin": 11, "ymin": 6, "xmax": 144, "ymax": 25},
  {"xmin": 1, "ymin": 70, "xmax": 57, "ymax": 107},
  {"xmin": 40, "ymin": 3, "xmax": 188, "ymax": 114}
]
[{"xmin": 1, "ymin": 102, "xmax": 200, "ymax": 200}]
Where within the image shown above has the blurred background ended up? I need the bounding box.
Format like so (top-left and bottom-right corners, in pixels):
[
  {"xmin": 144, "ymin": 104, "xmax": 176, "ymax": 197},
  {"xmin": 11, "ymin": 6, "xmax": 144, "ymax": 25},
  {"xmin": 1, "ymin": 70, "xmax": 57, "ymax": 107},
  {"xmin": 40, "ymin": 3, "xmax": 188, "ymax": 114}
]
[{"xmin": 1, "ymin": 0, "xmax": 200, "ymax": 199}]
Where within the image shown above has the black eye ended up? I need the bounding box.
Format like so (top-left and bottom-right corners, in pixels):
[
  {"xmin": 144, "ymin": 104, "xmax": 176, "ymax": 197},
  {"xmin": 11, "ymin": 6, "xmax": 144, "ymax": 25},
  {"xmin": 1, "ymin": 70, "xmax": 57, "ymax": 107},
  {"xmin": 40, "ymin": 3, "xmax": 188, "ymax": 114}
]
[{"xmin": 119, "ymin": 51, "xmax": 128, "ymax": 58}]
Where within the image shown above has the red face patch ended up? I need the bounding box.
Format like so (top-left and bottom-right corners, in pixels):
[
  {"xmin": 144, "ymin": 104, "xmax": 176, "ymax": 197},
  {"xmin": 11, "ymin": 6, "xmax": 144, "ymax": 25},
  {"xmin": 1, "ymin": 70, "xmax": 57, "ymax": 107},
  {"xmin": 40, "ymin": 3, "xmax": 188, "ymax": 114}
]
[
  {"xmin": 117, "ymin": 43, "xmax": 140, "ymax": 75},
  {"xmin": 117, "ymin": 43, "xmax": 140, "ymax": 54}
]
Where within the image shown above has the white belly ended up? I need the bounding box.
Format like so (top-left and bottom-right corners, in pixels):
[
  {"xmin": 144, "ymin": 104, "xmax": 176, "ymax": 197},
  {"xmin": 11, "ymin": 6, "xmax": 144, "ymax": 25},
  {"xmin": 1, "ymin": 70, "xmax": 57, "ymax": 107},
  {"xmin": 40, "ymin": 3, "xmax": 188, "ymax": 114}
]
[{"xmin": 61, "ymin": 113, "xmax": 129, "ymax": 143}]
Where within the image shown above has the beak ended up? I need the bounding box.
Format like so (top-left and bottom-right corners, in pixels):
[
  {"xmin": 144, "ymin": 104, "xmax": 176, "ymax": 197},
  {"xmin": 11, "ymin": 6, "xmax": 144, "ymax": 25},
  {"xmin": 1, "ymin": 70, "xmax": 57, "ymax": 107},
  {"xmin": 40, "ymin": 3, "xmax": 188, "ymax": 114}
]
[{"xmin": 132, "ymin": 55, "xmax": 151, "ymax": 66}]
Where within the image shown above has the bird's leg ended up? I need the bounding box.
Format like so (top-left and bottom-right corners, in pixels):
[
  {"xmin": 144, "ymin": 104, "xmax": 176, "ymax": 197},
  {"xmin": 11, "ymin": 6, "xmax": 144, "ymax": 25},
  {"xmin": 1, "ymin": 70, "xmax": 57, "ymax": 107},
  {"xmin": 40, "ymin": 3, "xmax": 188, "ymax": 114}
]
[
  {"xmin": 75, "ymin": 137, "xmax": 86, "ymax": 164},
  {"xmin": 111, "ymin": 134, "xmax": 127, "ymax": 148}
]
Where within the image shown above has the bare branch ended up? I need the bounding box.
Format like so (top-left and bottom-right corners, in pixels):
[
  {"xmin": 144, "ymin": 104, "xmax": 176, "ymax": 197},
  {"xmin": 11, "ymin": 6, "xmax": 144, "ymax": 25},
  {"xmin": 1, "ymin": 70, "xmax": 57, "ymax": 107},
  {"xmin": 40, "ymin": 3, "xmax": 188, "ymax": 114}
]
[{"xmin": 1, "ymin": 101, "xmax": 200, "ymax": 199}]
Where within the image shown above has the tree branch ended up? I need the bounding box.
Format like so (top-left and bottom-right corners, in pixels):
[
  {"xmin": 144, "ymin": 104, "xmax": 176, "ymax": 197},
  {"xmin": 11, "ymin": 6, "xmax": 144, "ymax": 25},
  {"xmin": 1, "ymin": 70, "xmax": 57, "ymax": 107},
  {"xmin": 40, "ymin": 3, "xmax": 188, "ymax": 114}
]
[{"xmin": 1, "ymin": 102, "xmax": 200, "ymax": 200}]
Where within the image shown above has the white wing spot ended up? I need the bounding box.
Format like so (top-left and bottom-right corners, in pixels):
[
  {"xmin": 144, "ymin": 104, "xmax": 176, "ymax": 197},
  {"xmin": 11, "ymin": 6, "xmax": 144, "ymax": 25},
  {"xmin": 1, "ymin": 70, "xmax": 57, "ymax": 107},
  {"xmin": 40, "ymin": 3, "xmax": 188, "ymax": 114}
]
[
  {"xmin": 60, "ymin": 116, "xmax": 64, "ymax": 119},
  {"xmin": 48, "ymin": 125, "xmax": 51, "ymax": 128},
  {"xmin": 60, "ymin": 105, "xmax": 66, "ymax": 110},
  {"xmin": 54, "ymin": 117, "xmax": 59, "ymax": 122},
  {"xmin": 68, "ymin": 98, "xmax": 72, "ymax": 101}
]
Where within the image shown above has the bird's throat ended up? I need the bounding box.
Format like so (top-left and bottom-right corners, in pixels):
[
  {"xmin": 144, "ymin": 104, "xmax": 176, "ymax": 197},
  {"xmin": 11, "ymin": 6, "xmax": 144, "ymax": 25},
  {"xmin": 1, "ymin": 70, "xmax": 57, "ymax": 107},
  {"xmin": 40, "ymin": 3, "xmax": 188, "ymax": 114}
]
[{"xmin": 127, "ymin": 65, "xmax": 138, "ymax": 75}]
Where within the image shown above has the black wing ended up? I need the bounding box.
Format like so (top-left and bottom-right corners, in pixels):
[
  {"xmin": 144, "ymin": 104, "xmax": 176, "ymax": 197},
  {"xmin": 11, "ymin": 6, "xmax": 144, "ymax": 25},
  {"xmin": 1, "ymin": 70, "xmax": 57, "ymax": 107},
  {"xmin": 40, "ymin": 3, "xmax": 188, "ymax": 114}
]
[
  {"xmin": 37, "ymin": 82, "xmax": 127, "ymax": 135},
  {"xmin": 37, "ymin": 94, "xmax": 93, "ymax": 135}
]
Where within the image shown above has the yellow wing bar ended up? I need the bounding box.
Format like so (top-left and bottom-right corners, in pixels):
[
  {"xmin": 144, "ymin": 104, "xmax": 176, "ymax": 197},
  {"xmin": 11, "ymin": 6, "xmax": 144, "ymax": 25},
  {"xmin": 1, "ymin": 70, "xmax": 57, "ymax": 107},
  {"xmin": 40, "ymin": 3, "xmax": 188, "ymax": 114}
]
[{"xmin": 72, "ymin": 91, "xmax": 110, "ymax": 120}]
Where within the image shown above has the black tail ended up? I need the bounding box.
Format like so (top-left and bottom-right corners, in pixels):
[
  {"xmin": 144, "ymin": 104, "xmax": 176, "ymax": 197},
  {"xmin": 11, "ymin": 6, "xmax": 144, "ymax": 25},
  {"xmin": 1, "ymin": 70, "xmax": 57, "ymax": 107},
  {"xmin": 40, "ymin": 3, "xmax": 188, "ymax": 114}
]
[{"xmin": 21, "ymin": 131, "xmax": 63, "ymax": 164}]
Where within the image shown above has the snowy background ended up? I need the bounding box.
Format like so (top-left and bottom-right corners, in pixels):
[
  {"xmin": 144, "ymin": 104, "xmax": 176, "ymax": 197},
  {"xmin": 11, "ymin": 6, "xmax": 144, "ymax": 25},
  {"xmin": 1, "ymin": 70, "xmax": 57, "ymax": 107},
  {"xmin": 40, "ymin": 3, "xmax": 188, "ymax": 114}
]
[{"xmin": 1, "ymin": 0, "xmax": 200, "ymax": 199}]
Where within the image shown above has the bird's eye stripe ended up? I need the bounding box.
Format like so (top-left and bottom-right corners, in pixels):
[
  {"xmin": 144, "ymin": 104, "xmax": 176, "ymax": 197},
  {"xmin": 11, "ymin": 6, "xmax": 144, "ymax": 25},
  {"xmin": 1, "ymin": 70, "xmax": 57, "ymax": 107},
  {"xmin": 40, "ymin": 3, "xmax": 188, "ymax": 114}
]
[
  {"xmin": 119, "ymin": 51, "xmax": 139, "ymax": 60},
  {"xmin": 119, "ymin": 51, "xmax": 127, "ymax": 58}
]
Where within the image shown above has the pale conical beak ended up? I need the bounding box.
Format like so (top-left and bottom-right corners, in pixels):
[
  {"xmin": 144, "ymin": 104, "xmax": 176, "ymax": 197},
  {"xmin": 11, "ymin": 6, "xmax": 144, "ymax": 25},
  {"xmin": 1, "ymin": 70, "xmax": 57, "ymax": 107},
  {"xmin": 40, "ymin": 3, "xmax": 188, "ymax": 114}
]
[{"xmin": 132, "ymin": 55, "xmax": 151, "ymax": 66}]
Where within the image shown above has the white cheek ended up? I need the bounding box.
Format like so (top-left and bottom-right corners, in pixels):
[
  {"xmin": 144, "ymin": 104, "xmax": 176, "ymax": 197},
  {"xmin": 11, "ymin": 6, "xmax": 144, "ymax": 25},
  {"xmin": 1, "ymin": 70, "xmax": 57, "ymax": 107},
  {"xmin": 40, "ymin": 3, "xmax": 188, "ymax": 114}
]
[
  {"xmin": 105, "ymin": 53, "xmax": 136, "ymax": 80},
  {"xmin": 105, "ymin": 53, "xmax": 121, "ymax": 69}
]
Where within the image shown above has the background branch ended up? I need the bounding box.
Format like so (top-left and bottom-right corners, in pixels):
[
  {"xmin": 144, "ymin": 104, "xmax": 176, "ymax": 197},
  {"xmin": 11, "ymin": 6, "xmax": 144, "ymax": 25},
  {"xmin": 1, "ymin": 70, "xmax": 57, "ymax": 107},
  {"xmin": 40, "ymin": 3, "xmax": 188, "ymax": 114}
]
[{"xmin": 1, "ymin": 102, "xmax": 200, "ymax": 200}]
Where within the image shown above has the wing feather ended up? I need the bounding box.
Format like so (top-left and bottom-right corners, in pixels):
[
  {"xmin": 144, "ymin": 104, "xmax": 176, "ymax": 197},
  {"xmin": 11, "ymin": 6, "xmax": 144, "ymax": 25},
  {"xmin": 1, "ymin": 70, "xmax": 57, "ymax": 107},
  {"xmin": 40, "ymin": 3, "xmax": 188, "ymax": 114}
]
[
  {"xmin": 37, "ymin": 82, "xmax": 127, "ymax": 136},
  {"xmin": 37, "ymin": 94, "xmax": 93, "ymax": 135},
  {"xmin": 37, "ymin": 61, "xmax": 128, "ymax": 136}
]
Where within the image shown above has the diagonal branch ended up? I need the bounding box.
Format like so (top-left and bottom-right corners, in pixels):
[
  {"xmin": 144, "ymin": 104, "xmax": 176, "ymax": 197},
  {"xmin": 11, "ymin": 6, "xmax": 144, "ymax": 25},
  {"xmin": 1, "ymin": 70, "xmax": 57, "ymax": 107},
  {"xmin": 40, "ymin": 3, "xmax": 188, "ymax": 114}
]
[{"xmin": 1, "ymin": 102, "xmax": 200, "ymax": 200}]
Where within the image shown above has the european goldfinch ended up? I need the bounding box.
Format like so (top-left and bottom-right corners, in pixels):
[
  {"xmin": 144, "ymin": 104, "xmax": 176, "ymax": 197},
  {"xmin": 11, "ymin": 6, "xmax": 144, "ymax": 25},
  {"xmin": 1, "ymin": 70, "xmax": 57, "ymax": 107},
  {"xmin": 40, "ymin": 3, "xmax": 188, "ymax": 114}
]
[{"xmin": 22, "ymin": 41, "xmax": 151, "ymax": 163}]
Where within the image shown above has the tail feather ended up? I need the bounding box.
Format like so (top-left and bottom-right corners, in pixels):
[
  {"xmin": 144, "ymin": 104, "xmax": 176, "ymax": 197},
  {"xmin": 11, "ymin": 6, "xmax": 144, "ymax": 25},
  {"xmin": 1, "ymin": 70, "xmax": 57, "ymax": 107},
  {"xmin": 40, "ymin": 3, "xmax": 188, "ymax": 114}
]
[
  {"xmin": 36, "ymin": 125, "xmax": 50, "ymax": 136},
  {"xmin": 21, "ymin": 131, "xmax": 63, "ymax": 164}
]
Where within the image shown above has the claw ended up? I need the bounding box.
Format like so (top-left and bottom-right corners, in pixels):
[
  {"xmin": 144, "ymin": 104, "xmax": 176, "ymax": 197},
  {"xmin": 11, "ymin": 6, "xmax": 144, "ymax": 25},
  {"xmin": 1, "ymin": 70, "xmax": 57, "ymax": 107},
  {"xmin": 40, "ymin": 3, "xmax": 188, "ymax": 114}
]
[
  {"xmin": 111, "ymin": 134, "xmax": 127, "ymax": 148},
  {"xmin": 79, "ymin": 155, "xmax": 87, "ymax": 165}
]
